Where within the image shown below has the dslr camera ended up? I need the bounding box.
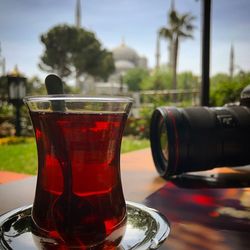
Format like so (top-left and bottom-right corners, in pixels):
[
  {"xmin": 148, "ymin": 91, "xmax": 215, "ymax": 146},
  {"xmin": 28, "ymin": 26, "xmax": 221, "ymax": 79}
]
[{"xmin": 150, "ymin": 85, "xmax": 250, "ymax": 179}]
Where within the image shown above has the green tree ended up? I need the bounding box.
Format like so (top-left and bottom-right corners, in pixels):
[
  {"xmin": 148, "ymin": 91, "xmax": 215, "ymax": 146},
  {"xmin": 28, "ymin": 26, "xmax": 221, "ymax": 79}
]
[
  {"xmin": 141, "ymin": 70, "xmax": 172, "ymax": 90},
  {"xmin": 177, "ymin": 71, "xmax": 199, "ymax": 89},
  {"xmin": 91, "ymin": 49, "xmax": 115, "ymax": 82},
  {"xmin": 123, "ymin": 68, "xmax": 149, "ymax": 91},
  {"xmin": 39, "ymin": 24, "xmax": 114, "ymax": 82},
  {"xmin": 160, "ymin": 10, "xmax": 195, "ymax": 90},
  {"xmin": 210, "ymin": 71, "xmax": 250, "ymax": 106},
  {"xmin": 0, "ymin": 76, "xmax": 8, "ymax": 100},
  {"xmin": 0, "ymin": 76, "xmax": 12, "ymax": 117},
  {"xmin": 26, "ymin": 76, "xmax": 46, "ymax": 95},
  {"xmin": 210, "ymin": 73, "xmax": 230, "ymax": 86}
]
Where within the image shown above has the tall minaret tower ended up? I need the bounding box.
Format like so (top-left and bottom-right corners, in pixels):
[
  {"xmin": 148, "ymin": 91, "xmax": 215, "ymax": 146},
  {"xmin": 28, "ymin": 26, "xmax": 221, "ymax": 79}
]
[
  {"xmin": 170, "ymin": 0, "xmax": 175, "ymax": 11},
  {"xmin": 0, "ymin": 42, "xmax": 6, "ymax": 76},
  {"xmin": 76, "ymin": 0, "xmax": 81, "ymax": 28},
  {"xmin": 155, "ymin": 32, "xmax": 161, "ymax": 69},
  {"xmin": 229, "ymin": 44, "xmax": 234, "ymax": 79}
]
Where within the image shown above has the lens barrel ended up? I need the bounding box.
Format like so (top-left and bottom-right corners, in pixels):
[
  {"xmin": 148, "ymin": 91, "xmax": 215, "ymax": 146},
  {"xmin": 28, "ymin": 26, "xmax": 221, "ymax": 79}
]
[{"xmin": 150, "ymin": 106, "xmax": 250, "ymax": 179}]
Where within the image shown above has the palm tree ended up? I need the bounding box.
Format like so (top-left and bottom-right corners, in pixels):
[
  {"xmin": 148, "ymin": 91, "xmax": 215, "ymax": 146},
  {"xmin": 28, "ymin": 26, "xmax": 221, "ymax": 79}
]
[{"xmin": 160, "ymin": 10, "xmax": 195, "ymax": 90}]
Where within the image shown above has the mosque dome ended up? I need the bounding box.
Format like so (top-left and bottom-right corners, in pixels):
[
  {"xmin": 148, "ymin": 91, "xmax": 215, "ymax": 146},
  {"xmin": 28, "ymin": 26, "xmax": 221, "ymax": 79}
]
[
  {"xmin": 115, "ymin": 60, "xmax": 135, "ymax": 72},
  {"xmin": 109, "ymin": 40, "xmax": 148, "ymax": 84},
  {"xmin": 112, "ymin": 42, "xmax": 138, "ymax": 63}
]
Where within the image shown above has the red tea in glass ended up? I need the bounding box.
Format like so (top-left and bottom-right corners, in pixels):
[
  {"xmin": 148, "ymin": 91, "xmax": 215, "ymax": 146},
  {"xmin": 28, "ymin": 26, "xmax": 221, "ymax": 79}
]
[{"xmin": 24, "ymin": 96, "xmax": 132, "ymax": 249}]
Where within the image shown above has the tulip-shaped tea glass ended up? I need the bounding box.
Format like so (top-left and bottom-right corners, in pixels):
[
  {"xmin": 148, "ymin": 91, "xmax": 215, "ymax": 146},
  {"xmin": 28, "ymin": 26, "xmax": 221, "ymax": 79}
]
[{"xmin": 24, "ymin": 95, "xmax": 133, "ymax": 248}]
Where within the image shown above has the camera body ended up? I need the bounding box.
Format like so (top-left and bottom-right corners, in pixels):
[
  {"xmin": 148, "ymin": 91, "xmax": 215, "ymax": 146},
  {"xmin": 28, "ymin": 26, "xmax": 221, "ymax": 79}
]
[{"xmin": 150, "ymin": 85, "xmax": 250, "ymax": 179}]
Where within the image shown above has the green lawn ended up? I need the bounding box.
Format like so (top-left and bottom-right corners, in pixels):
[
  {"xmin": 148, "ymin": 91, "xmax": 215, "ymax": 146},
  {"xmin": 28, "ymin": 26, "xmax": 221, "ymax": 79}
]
[{"xmin": 0, "ymin": 137, "xmax": 149, "ymax": 175}]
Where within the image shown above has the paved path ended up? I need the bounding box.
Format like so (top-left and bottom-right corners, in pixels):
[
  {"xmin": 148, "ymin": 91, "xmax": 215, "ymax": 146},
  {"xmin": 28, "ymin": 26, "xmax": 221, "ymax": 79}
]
[{"xmin": 0, "ymin": 171, "xmax": 32, "ymax": 184}]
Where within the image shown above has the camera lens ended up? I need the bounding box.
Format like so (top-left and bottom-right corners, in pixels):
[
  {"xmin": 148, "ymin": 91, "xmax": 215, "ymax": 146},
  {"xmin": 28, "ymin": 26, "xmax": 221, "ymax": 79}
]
[
  {"xmin": 150, "ymin": 106, "xmax": 250, "ymax": 179},
  {"xmin": 160, "ymin": 120, "xmax": 169, "ymax": 161},
  {"xmin": 150, "ymin": 107, "xmax": 177, "ymax": 177}
]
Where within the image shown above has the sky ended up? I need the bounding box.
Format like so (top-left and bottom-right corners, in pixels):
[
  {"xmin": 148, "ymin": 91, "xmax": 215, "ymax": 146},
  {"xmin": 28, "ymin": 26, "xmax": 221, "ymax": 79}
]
[{"xmin": 0, "ymin": 0, "xmax": 250, "ymax": 80}]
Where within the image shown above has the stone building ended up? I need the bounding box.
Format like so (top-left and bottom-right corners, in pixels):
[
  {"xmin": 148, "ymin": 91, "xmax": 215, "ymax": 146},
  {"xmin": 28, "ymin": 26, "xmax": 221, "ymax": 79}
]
[{"xmin": 109, "ymin": 40, "xmax": 148, "ymax": 84}]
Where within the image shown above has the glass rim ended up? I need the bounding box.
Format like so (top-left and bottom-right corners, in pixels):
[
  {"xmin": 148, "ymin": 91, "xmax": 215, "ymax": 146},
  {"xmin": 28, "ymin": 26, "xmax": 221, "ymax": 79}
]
[{"xmin": 23, "ymin": 94, "xmax": 133, "ymax": 103}]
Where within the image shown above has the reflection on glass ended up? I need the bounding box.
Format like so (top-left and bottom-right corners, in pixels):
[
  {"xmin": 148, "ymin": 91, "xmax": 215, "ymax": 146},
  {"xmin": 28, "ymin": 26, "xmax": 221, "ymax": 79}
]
[
  {"xmin": 0, "ymin": 202, "xmax": 170, "ymax": 250},
  {"xmin": 160, "ymin": 121, "xmax": 169, "ymax": 161}
]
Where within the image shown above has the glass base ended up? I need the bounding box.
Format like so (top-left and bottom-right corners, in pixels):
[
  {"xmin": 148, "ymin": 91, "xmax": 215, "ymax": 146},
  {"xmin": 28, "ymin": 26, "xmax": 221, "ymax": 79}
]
[{"xmin": 0, "ymin": 201, "xmax": 170, "ymax": 250}]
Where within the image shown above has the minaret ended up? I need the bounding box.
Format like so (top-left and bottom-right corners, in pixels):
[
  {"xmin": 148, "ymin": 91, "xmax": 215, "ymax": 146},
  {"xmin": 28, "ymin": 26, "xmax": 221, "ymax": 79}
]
[
  {"xmin": 121, "ymin": 36, "xmax": 126, "ymax": 46},
  {"xmin": 229, "ymin": 44, "xmax": 234, "ymax": 79},
  {"xmin": 170, "ymin": 0, "xmax": 175, "ymax": 11},
  {"xmin": 0, "ymin": 42, "xmax": 6, "ymax": 76},
  {"xmin": 155, "ymin": 32, "xmax": 161, "ymax": 69},
  {"xmin": 76, "ymin": 0, "xmax": 81, "ymax": 28}
]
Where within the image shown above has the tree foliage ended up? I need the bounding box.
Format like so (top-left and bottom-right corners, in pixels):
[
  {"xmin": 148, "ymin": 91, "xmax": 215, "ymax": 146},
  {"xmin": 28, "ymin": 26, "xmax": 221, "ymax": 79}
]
[
  {"xmin": 210, "ymin": 71, "xmax": 250, "ymax": 106},
  {"xmin": 141, "ymin": 70, "xmax": 172, "ymax": 90},
  {"xmin": 39, "ymin": 25, "xmax": 115, "ymax": 81},
  {"xmin": 26, "ymin": 76, "xmax": 46, "ymax": 95},
  {"xmin": 139, "ymin": 70, "xmax": 198, "ymax": 91},
  {"xmin": 123, "ymin": 68, "xmax": 149, "ymax": 91},
  {"xmin": 177, "ymin": 71, "xmax": 199, "ymax": 89},
  {"xmin": 0, "ymin": 76, "xmax": 8, "ymax": 100}
]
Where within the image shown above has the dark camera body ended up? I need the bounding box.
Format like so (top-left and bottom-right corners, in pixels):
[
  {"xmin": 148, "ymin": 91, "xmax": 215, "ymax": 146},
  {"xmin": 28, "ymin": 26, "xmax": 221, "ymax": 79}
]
[{"xmin": 150, "ymin": 85, "xmax": 250, "ymax": 179}]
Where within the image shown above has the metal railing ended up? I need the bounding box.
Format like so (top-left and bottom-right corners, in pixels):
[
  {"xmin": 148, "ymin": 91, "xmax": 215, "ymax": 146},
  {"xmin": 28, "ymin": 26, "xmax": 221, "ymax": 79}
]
[{"xmin": 132, "ymin": 89, "xmax": 200, "ymax": 107}]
